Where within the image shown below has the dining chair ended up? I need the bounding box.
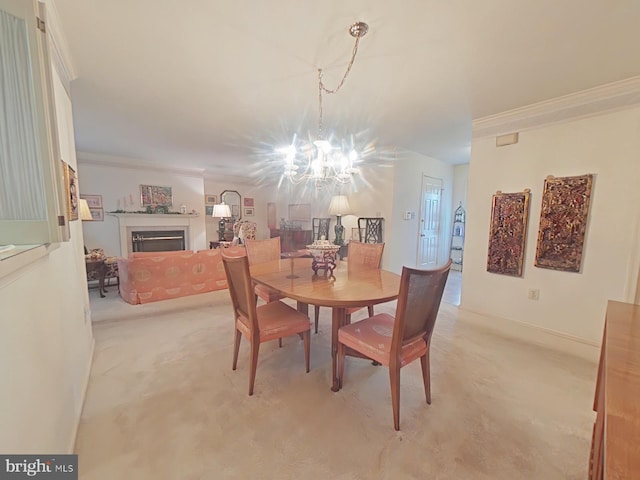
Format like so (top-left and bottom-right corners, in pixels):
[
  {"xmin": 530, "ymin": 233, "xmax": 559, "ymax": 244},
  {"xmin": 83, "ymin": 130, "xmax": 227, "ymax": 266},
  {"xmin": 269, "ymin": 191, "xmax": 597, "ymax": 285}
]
[
  {"xmin": 337, "ymin": 260, "xmax": 451, "ymax": 430},
  {"xmin": 245, "ymin": 237, "xmax": 285, "ymax": 303},
  {"xmin": 313, "ymin": 241, "xmax": 385, "ymax": 334},
  {"xmin": 312, "ymin": 217, "xmax": 332, "ymax": 241},
  {"xmin": 357, "ymin": 217, "xmax": 384, "ymax": 244},
  {"xmin": 232, "ymin": 220, "xmax": 257, "ymax": 245},
  {"xmin": 221, "ymin": 249, "xmax": 311, "ymax": 395}
]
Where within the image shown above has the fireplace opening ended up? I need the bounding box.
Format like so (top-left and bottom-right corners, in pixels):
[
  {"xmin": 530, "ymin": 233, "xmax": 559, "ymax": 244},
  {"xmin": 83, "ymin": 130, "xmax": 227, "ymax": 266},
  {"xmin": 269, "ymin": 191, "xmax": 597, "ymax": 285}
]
[{"xmin": 132, "ymin": 230, "xmax": 186, "ymax": 253}]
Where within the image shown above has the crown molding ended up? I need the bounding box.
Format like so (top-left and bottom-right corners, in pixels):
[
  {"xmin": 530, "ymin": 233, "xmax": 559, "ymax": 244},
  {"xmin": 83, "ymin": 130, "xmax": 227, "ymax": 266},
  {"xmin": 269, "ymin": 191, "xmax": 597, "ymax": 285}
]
[
  {"xmin": 41, "ymin": 0, "xmax": 76, "ymax": 92},
  {"xmin": 77, "ymin": 151, "xmax": 206, "ymax": 178},
  {"xmin": 472, "ymin": 76, "xmax": 640, "ymax": 138},
  {"xmin": 202, "ymin": 172, "xmax": 272, "ymax": 186}
]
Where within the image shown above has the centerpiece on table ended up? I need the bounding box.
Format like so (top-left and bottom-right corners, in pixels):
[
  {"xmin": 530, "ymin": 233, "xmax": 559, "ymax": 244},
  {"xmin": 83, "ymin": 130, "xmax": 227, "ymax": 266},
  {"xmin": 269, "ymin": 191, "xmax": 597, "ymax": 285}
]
[{"xmin": 306, "ymin": 237, "xmax": 340, "ymax": 275}]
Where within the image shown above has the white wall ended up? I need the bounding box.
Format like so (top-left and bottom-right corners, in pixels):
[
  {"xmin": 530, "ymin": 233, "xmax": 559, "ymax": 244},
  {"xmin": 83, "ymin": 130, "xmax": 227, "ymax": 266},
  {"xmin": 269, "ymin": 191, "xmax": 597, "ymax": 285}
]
[
  {"xmin": 452, "ymin": 163, "xmax": 469, "ymax": 211},
  {"xmin": 203, "ymin": 178, "xmax": 274, "ymax": 243},
  {"xmin": 462, "ymin": 106, "xmax": 640, "ymax": 344},
  {"xmin": 0, "ymin": 55, "xmax": 93, "ymax": 452},
  {"xmin": 77, "ymin": 160, "xmax": 207, "ymax": 256},
  {"xmin": 387, "ymin": 150, "xmax": 454, "ymax": 273}
]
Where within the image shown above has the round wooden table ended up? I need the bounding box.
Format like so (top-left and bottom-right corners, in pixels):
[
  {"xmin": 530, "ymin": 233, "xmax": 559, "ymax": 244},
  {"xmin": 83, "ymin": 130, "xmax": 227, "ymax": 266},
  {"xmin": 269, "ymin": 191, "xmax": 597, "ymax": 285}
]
[{"xmin": 251, "ymin": 257, "xmax": 401, "ymax": 391}]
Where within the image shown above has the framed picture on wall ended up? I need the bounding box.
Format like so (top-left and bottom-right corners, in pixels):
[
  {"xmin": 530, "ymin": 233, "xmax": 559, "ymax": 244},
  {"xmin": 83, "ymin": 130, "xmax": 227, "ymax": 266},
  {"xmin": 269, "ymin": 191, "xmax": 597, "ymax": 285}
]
[
  {"xmin": 140, "ymin": 184, "xmax": 172, "ymax": 207},
  {"xmin": 244, "ymin": 197, "xmax": 254, "ymax": 207},
  {"xmin": 289, "ymin": 203, "xmax": 310, "ymax": 222},
  {"xmin": 244, "ymin": 207, "xmax": 254, "ymax": 217},
  {"xmin": 205, "ymin": 194, "xmax": 217, "ymax": 205},
  {"xmin": 80, "ymin": 194, "xmax": 102, "ymax": 208},
  {"xmin": 205, "ymin": 205, "xmax": 214, "ymax": 216},
  {"xmin": 62, "ymin": 160, "xmax": 79, "ymax": 221},
  {"xmin": 89, "ymin": 208, "xmax": 104, "ymax": 221}
]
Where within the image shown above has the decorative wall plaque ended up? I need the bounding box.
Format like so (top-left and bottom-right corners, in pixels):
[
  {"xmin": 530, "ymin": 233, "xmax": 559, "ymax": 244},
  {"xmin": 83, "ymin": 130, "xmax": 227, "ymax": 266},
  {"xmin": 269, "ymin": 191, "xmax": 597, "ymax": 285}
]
[
  {"xmin": 487, "ymin": 190, "xmax": 531, "ymax": 276},
  {"xmin": 535, "ymin": 174, "xmax": 593, "ymax": 272}
]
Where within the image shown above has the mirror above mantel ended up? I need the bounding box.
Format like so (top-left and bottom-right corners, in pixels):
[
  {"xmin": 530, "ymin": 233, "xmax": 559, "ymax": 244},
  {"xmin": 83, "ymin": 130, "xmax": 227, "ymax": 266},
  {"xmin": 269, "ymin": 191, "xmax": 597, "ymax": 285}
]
[{"xmin": 220, "ymin": 190, "xmax": 241, "ymax": 221}]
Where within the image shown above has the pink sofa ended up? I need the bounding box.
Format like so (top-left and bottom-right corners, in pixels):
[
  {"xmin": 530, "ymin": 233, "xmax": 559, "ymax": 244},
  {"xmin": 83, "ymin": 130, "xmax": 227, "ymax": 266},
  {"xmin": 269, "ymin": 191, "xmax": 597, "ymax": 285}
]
[{"xmin": 117, "ymin": 247, "xmax": 244, "ymax": 305}]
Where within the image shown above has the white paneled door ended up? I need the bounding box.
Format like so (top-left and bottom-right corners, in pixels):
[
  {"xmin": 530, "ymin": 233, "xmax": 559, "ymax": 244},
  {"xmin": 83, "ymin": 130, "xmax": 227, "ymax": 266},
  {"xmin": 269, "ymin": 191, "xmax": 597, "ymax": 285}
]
[{"xmin": 417, "ymin": 176, "xmax": 443, "ymax": 267}]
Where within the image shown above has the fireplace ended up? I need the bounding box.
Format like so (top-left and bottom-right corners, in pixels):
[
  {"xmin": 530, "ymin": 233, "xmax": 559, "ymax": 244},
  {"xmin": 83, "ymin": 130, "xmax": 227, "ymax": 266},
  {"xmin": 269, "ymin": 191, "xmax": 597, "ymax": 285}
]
[
  {"xmin": 132, "ymin": 230, "xmax": 185, "ymax": 252},
  {"xmin": 110, "ymin": 213, "xmax": 199, "ymax": 256}
]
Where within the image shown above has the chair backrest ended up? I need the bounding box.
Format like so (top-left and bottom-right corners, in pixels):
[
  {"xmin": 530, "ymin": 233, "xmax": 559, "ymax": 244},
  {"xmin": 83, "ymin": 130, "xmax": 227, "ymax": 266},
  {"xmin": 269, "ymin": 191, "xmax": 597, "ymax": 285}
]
[
  {"xmin": 233, "ymin": 220, "xmax": 257, "ymax": 243},
  {"xmin": 357, "ymin": 217, "xmax": 384, "ymax": 243},
  {"xmin": 245, "ymin": 237, "xmax": 281, "ymax": 265},
  {"xmin": 391, "ymin": 260, "xmax": 452, "ymax": 354},
  {"xmin": 312, "ymin": 217, "xmax": 332, "ymax": 241},
  {"xmin": 348, "ymin": 241, "xmax": 384, "ymax": 269},
  {"xmin": 221, "ymin": 249, "xmax": 258, "ymax": 333}
]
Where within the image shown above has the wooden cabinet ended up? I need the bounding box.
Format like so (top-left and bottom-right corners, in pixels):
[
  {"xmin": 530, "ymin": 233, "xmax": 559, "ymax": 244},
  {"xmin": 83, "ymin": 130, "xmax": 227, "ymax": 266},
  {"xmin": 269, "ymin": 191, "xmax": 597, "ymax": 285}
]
[
  {"xmin": 270, "ymin": 229, "xmax": 312, "ymax": 253},
  {"xmin": 589, "ymin": 301, "xmax": 640, "ymax": 479}
]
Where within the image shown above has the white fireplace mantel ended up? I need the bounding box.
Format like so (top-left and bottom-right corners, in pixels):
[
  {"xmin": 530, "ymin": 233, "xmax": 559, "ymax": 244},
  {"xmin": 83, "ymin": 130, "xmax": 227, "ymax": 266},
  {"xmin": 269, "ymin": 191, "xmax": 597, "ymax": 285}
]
[{"xmin": 109, "ymin": 213, "xmax": 200, "ymax": 256}]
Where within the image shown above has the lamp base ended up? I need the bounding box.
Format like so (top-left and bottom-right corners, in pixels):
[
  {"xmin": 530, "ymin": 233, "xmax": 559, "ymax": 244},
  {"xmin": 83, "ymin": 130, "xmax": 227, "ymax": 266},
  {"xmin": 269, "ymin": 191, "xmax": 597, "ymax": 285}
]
[
  {"xmin": 334, "ymin": 216, "xmax": 344, "ymax": 246},
  {"xmin": 218, "ymin": 219, "xmax": 227, "ymax": 241}
]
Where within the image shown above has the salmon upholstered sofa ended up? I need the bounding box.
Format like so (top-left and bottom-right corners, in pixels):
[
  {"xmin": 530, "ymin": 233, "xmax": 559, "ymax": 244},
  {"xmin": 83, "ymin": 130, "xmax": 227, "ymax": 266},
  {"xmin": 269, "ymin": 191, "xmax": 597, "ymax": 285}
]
[{"xmin": 117, "ymin": 247, "xmax": 244, "ymax": 305}]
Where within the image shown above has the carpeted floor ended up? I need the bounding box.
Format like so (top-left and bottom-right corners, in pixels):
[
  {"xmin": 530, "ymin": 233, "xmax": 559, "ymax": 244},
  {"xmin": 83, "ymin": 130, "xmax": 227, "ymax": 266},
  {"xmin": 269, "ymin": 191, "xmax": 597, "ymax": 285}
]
[{"xmin": 77, "ymin": 284, "xmax": 596, "ymax": 479}]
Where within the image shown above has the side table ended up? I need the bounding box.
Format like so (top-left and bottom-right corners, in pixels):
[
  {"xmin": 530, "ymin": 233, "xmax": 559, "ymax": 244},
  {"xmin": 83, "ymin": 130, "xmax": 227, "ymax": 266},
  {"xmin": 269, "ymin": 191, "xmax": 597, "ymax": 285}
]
[{"xmin": 85, "ymin": 258, "xmax": 107, "ymax": 298}]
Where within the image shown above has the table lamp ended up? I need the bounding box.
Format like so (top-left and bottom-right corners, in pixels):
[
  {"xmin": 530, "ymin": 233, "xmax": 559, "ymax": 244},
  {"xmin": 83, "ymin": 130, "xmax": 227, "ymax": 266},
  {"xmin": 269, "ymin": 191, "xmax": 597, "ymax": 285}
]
[
  {"xmin": 212, "ymin": 203, "xmax": 231, "ymax": 241},
  {"xmin": 79, "ymin": 198, "xmax": 93, "ymax": 221},
  {"xmin": 328, "ymin": 195, "xmax": 351, "ymax": 246}
]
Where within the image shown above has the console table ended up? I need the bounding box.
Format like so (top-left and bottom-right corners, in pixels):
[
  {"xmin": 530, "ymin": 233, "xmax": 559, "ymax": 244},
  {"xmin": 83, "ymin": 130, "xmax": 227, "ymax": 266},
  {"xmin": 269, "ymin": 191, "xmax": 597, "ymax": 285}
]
[
  {"xmin": 270, "ymin": 229, "xmax": 312, "ymax": 253},
  {"xmin": 589, "ymin": 300, "xmax": 640, "ymax": 479}
]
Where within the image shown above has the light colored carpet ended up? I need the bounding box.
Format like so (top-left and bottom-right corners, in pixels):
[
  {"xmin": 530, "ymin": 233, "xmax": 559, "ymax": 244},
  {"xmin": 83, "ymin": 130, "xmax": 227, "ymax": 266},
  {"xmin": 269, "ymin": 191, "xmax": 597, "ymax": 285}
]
[{"xmin": 77, "ymin": 287, "xmax": 596, "ymax": 479}]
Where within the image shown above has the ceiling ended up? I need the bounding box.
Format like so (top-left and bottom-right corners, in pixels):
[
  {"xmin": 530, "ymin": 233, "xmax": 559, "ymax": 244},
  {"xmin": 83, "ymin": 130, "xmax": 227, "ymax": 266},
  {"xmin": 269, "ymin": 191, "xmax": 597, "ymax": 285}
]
[{"xmin": 54, "ymin": 0, "xmax": 640, "ymax": 177}]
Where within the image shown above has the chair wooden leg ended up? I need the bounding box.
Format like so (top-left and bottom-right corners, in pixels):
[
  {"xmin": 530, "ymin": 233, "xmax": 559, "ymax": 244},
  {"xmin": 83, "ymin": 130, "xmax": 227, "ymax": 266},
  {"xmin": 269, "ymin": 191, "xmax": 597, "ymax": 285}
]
[
  {"xmin": 232, "ymin": 328, "xmax": 241, "ymax": 370},
  {"xmin": 420, "ymin": 352, "xmax": 431, "ymax": 405},
  {"xmin": 248, "ymin": 340, "xmax": 260, "ymax": 396},
  {"xmin": 314, "ymin": 305, "xmax": 320, "ymax": 333},
  {"xmin": 367, "ymin": 305, "xmax": 374, "ymax": 317},
  {"xmin": 303, "ymin": 331, "xmax": 310, "ymax": 373},
  {"xmin": 389, "ymin": 365, "xmax": 401, "ymax": 431},
  {"xmin": 345, "ymin": 313, "xmax": 352, "ymax": 325},
  {"xmin": 278, "ymin": 338, "xmax": 283, "ymax": 348}
]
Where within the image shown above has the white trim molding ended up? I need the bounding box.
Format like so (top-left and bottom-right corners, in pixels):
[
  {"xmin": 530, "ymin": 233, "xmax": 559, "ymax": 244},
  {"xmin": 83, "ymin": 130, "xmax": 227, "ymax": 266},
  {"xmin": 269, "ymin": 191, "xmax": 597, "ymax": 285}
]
[
  {"xmin": 77, "ymin": 151, "xmax": 206, "ymax": 178},
  {"xmin": 41, "ymin": 0, "xmax": 77, "ymax": 91},
  {"xmin": 472, "ymin": 76, "xmax": 640, "ymax": 138}
]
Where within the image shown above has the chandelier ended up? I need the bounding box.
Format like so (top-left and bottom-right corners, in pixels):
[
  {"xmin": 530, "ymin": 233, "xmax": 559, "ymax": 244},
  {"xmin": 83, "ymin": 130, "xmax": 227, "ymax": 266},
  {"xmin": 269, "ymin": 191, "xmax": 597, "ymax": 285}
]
[{"xmin": 280, "ymin": 21, "xmax": 369, "ymax": 188}]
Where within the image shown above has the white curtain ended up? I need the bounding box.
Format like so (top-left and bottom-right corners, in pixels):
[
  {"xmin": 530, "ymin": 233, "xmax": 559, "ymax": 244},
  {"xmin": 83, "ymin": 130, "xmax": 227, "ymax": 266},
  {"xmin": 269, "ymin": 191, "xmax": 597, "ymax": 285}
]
[{"xmin": 0, "ymin": 8, "xmax": 46, "ymax": 220}]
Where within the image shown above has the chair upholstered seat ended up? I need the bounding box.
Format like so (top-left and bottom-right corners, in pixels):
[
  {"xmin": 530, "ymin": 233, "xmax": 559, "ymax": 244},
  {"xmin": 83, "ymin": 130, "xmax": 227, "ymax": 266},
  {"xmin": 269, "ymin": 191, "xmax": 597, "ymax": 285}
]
[
  {"xmin": 237, "ymin": 301, "xmax": 311, "ymax": 343},
  {"xmin": 338, "ymin": 313, "xmax": 427, "ymax": 367}
]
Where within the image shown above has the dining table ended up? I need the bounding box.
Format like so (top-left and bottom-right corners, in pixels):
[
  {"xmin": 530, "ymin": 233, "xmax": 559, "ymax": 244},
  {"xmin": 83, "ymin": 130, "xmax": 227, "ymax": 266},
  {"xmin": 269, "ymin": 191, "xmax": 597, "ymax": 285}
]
[{"xmin": 250, "ymin": 256, "xmax": 401, "ymax": 391}]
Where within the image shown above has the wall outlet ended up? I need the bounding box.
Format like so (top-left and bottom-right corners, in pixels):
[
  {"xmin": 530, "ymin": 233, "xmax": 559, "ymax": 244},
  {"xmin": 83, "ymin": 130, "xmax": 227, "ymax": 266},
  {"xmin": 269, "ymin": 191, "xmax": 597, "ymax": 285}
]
[{"xmin": 527, "ymin": 289, "xmax": 540, "ymax": 301}]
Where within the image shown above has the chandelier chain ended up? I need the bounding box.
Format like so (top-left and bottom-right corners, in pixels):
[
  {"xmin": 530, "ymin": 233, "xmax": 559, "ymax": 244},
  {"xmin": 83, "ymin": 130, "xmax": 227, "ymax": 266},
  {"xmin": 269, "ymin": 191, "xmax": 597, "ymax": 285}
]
[{"xmin": 317, "ymin": 32, "xmax": 363, "ymax": 141}]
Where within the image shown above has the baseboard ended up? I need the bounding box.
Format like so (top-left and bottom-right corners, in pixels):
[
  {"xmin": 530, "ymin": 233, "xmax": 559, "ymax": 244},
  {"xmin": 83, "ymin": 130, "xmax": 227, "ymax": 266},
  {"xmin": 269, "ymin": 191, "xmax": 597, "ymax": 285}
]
[
  {"xmin": 458, "ymin": 306, "xmax": 600, "ymax": 364},
  {"xmin": 68, "ymin": 336, "xmax": 95, "ymax": 453}
]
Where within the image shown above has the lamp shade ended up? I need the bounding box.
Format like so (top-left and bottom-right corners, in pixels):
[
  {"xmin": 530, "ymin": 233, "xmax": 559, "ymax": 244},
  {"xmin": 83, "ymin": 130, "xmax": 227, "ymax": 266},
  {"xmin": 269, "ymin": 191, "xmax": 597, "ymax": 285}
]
[
  {"xmin": 211, "ymin": 203, "xmax": 231, "ymax": 218},
  {"xmin": 328, "ymin": 195, "xmax": 351, "ymax": 216},
  {"xmin": 79, "ymin": 199, "xmax": 93, "ymax": 221}
]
